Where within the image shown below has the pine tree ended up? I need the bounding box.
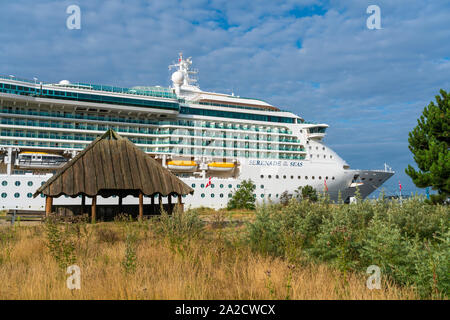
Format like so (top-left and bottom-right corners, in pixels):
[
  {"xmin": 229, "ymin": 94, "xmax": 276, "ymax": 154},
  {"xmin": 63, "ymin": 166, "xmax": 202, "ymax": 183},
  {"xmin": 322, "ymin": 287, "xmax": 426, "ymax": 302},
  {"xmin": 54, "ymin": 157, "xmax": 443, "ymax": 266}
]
[{"xmin": 405, "ymin": 89, "xmax": 449, "ymax": 203}]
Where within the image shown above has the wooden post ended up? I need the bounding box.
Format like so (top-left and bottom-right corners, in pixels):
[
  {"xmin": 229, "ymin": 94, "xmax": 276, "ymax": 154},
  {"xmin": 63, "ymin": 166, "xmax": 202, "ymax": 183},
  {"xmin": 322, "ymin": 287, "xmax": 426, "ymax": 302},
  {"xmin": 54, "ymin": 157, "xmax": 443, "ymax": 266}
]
[
  {"xmin": 138, "ymin": 192, "xmax": 143, "ymax": 221},
  {"xmin": 151, "ymin": 195, "xmax": 155, "ymax": 215},
  {"xmin": 45, "ymin": 196, "xmax": 53, "ymax": 217},
  {"xmin": 81, "ymin": 195, "xmax": 86, "ymax": 214},
  {"xmin": 118, "ymin": 195, "xmax": 123, "ymax": 214},
  {"xmin": 168, "ymin": 194, "xmax": 172, "ymax": 214},
  {"xmin": 91, "ymin": 196, "xmax": 97, "ymax": 224},
  {"xmin": 178, "ymin": 194, "xmax": 182, "ymax": 205},
  {"xmin": 159, "ymin": 194, "xmax": 163, "ymax": 215}
]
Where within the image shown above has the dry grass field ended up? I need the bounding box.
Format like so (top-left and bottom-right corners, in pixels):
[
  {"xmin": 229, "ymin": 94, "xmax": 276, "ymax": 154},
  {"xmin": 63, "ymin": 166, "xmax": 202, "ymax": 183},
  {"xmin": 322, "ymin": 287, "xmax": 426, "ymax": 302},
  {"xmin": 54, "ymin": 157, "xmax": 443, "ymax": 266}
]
[{"xmin": 0, "ymin": 210, "xmax": 419, "ymax": 300}]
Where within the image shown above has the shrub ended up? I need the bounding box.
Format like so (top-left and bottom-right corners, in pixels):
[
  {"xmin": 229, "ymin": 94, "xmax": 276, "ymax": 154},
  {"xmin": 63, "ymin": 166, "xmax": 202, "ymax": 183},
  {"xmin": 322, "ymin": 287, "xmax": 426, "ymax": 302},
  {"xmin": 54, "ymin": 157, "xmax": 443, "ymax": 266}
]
[{"xmin": 246, "ymin": 197, "xmax": 449, "ymax": 298}]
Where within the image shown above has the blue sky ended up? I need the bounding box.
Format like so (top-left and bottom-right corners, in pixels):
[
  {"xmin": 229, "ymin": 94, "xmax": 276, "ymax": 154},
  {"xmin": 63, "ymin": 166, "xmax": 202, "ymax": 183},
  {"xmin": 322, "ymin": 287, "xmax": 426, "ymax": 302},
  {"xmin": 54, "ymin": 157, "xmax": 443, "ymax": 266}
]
[{"xmin": 1, "ymin": 0, "xmax": 449, "ymax": 196}]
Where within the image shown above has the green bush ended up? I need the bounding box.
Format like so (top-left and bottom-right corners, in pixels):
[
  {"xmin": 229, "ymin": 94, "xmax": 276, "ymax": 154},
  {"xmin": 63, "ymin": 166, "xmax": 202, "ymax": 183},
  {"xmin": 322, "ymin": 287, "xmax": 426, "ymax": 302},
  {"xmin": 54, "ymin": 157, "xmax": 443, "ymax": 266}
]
[
  {"xmin": 247, "ymin": 196, "xmax": 449, "ymax": 298},
  {"xmin": 227, "ymin": 179, "xmax": 256, "ymax": 210}
]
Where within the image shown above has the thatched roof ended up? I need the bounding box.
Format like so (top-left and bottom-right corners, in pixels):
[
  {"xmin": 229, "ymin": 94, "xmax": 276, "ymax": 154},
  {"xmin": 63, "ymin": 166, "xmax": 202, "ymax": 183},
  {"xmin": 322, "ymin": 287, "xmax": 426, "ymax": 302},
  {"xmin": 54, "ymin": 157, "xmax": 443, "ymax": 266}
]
[{"xmin": 34, "ymin": 129, "xmax": 194, "ymax": 198}]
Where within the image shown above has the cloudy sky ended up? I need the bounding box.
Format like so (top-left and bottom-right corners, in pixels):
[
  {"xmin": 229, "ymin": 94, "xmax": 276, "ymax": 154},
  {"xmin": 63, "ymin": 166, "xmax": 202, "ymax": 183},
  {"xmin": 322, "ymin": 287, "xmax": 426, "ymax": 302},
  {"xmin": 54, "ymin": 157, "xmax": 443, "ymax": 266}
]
[{"xmin": 1, "ymin": 0, "xmax": 449, "ymax": 196}]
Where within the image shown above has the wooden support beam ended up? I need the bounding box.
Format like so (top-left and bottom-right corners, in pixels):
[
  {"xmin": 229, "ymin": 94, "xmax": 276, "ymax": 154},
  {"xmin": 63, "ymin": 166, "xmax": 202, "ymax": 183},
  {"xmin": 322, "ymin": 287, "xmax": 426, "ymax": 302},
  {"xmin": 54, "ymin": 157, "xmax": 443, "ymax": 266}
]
[
  {"xmin": 45, "ymin": 196, "xmax": 53, "ymax": 217},
  {"xmin": 118, "ymin": 195, "xmax": 123, "ymax": 214},
  {"xmin": 81, "ymin": 195, "xmax": 86, "ymax": 214},
  {"xmin": 91, "ymin": 196, "xmax": 97, "ymax": 224},
  {"xmin": 138, "ymin": 192, "xmax": 143, "ymax": 221},
  {"xmin": 178, "ymin": 194, "xmax": 182, "ymax": 205},
  {"xmin": 168, "ymin": 194, "xmax": 172, "ymax": 205}
]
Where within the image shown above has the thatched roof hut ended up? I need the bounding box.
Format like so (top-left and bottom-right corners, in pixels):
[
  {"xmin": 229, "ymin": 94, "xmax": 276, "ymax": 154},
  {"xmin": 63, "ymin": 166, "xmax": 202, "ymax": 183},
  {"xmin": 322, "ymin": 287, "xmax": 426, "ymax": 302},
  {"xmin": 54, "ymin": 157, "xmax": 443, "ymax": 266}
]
[{"xmin": 34, "ymin": 129, "xmax": 193, "ymax": 221}]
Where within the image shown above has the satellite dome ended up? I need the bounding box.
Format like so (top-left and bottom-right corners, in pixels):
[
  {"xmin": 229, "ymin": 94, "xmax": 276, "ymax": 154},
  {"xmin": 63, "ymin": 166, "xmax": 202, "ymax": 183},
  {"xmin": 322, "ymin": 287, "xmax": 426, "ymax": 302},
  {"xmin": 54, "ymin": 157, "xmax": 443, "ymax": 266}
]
[
  {"xmin": 171, "ymin": 71, "xmax": 184, "ymax": 85},
  {"xmin": 59, "ymin": 80, "xmax": 71, "ymax": 85}
]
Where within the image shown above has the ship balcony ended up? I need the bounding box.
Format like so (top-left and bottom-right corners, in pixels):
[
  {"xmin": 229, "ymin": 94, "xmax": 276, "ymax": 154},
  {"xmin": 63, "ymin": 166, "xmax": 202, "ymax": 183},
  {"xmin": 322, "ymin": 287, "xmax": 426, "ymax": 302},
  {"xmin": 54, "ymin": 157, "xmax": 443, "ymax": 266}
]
[{"xmin": 307, "ymin": 132, "xmax": 326, "ymax": 139}]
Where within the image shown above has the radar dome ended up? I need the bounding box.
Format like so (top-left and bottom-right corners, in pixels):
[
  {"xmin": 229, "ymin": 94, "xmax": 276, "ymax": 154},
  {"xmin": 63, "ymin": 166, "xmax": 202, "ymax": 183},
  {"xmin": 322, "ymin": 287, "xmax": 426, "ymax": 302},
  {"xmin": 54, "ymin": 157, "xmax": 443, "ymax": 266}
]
[
  {"xmin": 59, "ymin": 80, "xmax": 71, "ymax": 85},
  {"xmin": 171, "ymin": 71, "xmax": 184, "ymax": 85}
]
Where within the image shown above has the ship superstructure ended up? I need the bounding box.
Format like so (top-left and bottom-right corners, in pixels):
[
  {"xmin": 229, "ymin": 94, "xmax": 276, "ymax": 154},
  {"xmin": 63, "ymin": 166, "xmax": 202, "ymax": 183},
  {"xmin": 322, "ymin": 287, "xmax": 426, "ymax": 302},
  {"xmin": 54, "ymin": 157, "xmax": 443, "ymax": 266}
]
[{"xmin": 0, "ymin": 54, "xmax": 394, "ymax": 211}]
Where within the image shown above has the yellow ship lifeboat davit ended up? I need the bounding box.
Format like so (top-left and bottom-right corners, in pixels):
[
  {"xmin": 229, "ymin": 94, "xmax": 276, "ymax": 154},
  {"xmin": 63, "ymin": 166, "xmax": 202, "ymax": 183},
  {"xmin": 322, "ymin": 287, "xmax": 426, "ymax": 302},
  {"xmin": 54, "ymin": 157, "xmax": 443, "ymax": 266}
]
[
  {"xmin": 167, "ymin": 160, "xmax": 197, "ymax": 172},
  {"xmin": 207, "ymin": 162, "xmax": 235, "ymax": 172}
]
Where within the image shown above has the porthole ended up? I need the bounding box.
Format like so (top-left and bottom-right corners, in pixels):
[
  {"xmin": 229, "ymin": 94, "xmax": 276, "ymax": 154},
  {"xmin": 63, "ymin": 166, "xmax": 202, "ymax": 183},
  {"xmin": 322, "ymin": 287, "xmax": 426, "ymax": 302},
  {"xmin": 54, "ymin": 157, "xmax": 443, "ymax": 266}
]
[
  {"xmin": 27, "ymin": 193, "xmax": 32, "ymax": 198},
  {"xmin": 15, "ymin": 181, "xmax": 21, "ymax": 186},
  {"xmin": 14, "ymin": 192, "xmax": 20, "ymax": 198},
  {"xmin": 192, "ymin": 183, "xmax": 196, "ymax": 188},
  {"xmin": 323, "ymin": 155, "xmax": 326, "ymax": 158},
  {"xmin": 40, "ymin": 194, "xmax": 45, "ymax": 198},
  {"xmin": 323, "ymin": 147, "xmax": 325, "ymax": 150},
  {"xmin": 260, "ymin": 175, "xmax": 264, "ymax": 178},
  {"xmin": 290, "ymin": 175, "xmax": 294, "ymax": 179},
  {"xmin": 260, "ymin": 185, "xmax": 264, "ymax": 189},
  {"xmin": 220, "ymin": 184, "xmax": 224, "ymax": 188},
  {"xmin": 332, "ymin": 177, "xmax": 335, "ymax": 180},
  {"xmin": 326, "ymin": 176, "xmax": 329, "ymax": 180},
  {"xmin": 211, "ymin": 194, "xmax": 215, "ymax": 198},
  {"xmin": 283, "ymin": 175, "xmax": 286, "ymax": 179},
  {"xmin": 268, "ymin": 175, "xmax": 272, "ymax": 179},
  {"xmin": 330, "ymin": 155, "xmax": 333, "ymax": 159},
  {"xmin": 211, "ymin": 184, "xmax": 215, "ymax": 188},
  {"xmin": 201, "ymin": 193, "xmax": 205, "ymax": 198},
  {"xmin": 319, "ymin": 176, "xmax": 322, "ymax": 180},
  {"xmin": 268, "ymin": 194, "xmax": 272, "ymax": 198},
  {"xmin": 305, "ymin": 176, "xmax": 308, "ymax": 180},
  {"xmin": 237, "ymin": 184, "xmax": 241, "ymax": 188},
  {"xmin": 1, "ymin": 181, "xmax": 7, "ymax": 186},
  {"xmin": 298, "ymin": 176, "xmax": 301, "ymax": 179},
  {"xmin": 201, "ymin": 184, "xmax": 205, "ymax": 188},
  {"xmin": 261, "ymin": 194, "xmax": 264, "ymax": 198},
  {"xmin": 1, "ymin": 193, "xmax": 6, "ymax": 198},
  {"xmin": 253, "ymin": 194, "xmax": 256, "ymax": 198},
  {"xmin": 276, "ymin": 175, "xmax": 279, "ymax": 179},
  {"xmin": 228, "ymin": 184, "xmax": 232, "ymax": 188},
  {"xmin": 27, "ymin": 181, "xmax": 33, "ymax": 187},
  {"xmin": 228, "ymin": 193, "xmax": 232, "ymax": 198},
  {"xmin": 312, "ymin": 176, "xmax": 315, "ymax": 179},
  {"xmin": 41, "ymin": 181, "xmax": 45, "ymax": 185},
  {"xmin": 220, "ymin": 194, "xmax": 224, "ymax": 198},
  {"xmin": 317, "ymin": 154, "xmax": 319, "ymax": 158},
  {"xmin": 276, "ymin": 194, "xmax": 279, "ymax": 198}
]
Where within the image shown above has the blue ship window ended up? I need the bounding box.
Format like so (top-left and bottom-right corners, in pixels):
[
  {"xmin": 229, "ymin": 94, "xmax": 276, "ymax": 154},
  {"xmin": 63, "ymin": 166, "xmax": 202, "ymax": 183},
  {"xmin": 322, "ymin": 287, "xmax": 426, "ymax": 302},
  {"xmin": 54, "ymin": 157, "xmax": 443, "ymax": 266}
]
[
  {"xmin": 28, "ymin": 181, "xmax": 33, "ymax": 186},
  {"xmin": 15, "ymin": 181, "xmax": 21, "ymax": 186},
  {"xmin": 14, "ymin": 192, "xmax": 20, "ymax": 198},
  {"xmin": 27, "ymin": 193, "xmax": 32, "ymax": 198},
  {"xmin": 1, "ymin": 193, "xmax": 6, "ymax": 198},
  {"xmin": 1, "ymin": 181, "xmax": 7, "ymax": 186}
]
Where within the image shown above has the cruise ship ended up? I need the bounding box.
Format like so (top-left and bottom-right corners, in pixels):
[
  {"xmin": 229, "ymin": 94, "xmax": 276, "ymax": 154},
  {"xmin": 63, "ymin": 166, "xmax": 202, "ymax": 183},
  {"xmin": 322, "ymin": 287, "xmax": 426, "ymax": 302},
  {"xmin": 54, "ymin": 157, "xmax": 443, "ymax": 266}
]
[{"xmin": 0, "ymin": 54, "xmax": 394, "ymax": 211}]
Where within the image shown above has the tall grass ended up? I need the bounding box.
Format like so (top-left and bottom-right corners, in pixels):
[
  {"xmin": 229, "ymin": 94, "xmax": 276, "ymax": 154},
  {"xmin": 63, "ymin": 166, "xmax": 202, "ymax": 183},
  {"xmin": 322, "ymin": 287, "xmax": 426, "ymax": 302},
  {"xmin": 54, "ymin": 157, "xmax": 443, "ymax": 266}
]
[{"xmin": 0, "ymin": 208, "xmax": 418, "ymax": 300}]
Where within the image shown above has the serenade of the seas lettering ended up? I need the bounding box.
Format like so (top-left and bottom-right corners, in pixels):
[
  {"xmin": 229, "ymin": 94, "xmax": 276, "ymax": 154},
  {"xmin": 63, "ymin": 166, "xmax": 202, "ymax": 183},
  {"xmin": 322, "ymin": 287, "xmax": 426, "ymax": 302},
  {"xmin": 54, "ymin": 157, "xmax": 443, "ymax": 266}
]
[{"xmin": 248, "ymin": 160, "xmax": 303, "ymax": 167}]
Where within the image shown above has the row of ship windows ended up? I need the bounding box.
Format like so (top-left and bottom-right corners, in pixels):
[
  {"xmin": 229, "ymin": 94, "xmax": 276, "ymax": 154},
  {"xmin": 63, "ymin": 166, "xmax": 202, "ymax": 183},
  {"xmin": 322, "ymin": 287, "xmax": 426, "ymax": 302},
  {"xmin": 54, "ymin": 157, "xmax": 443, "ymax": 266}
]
[
  {"xmin": 0, "ymin": 107, "xmax": 295, "ymax": 134},
  {"xmin": 260, "ymin": 175, "xmax": 335, "ymax": 180},
  {"xmin": 0, "ymin": 191, "xmax": 297, "ymax": 200},
  {"xmin": 1, "ymin": 181, "xmax": 43, "ymax": 187},
  {"xmin": 199, "ymin": 193, "xmax": 288, "ymax": 199},
  {"xmin": 1, "ymin": 192, "xmax": 41, "ymax": 198},
  {"xmin": 0, "ymin": 120, "xmax": 299, "ymax": 142}
]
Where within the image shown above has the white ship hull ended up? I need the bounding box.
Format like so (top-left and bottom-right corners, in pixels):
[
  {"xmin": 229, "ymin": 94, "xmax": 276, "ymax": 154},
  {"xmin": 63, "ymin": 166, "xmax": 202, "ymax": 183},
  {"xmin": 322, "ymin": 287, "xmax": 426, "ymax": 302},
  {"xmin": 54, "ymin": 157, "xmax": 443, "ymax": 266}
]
[{"xmin": 0, "ymin": 161, "xmax": 393, "ymax": 211}]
